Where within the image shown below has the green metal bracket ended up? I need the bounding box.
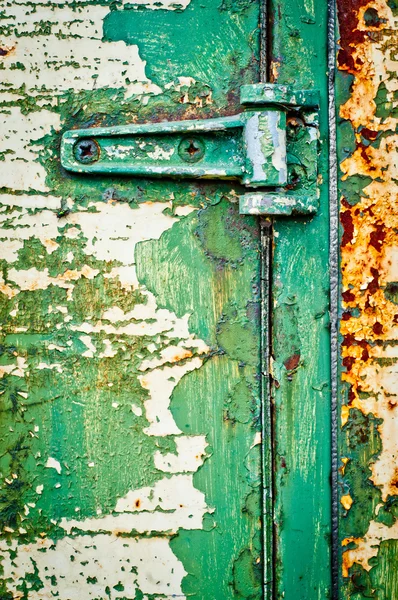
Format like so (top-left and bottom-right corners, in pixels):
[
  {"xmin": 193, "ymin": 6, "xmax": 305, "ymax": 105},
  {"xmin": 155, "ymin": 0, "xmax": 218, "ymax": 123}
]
[{"xmin": 61, "ymin": 84, "xmax": 320, "ymax": 216}]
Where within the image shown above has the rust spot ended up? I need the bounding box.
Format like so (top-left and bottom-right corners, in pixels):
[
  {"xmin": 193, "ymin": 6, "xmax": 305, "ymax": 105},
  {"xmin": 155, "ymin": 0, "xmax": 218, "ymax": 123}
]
[
  {"xmin": 341, "ymin": 494, "xmax": 354, "ymax": 510},
  {"xmin": 283, "ymin": 353, "xmax": 300, "ymax": 371},
  {"xmin": 342, "ymin": 333, "xmax": 356, "ymax": 348},
  {"xmin": 342, "ymin": 289, "xmax": 356, "ymax": 303},
  {"xmin": 390, "ymin": 468, "xmax": 398, "ymax": 489},
  {"xmin": 360, "ymin": 127, "xmax": 378, "ymax": 140},
  {"xmin": 369, "ymin": 222, "xmax": 386, "ymax": 252},
  {"xmin": 343, "ymin": 356, "xmax": 356, "ymax": 370},
  {"xmin": 135, "ymin": 499, "xmax": 141, "ymax": 509},
  {"xmin": 0, "ymin": 45, "xmax": 15, "ymax": 57},
  {"xmin": 170, "ymin": 349, "xmax": 193, "ymax": 362},
  {"xmin": 341, "ymin": 205, "xmax": 355, "ymax": 247},
  {"xmin": 348, "ymin": 387, "xmax": 356, "ymax": 404},
  {"xmin": 367, "ymin": 267, "xmax": 379, "ymax": 295}
]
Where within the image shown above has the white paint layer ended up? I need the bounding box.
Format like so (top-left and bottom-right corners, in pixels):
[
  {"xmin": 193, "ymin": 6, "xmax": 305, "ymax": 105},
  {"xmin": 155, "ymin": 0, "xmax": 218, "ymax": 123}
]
[
  {"xmin": 0, "ymin": 535, "xmax": 186, "ymax": 598},
  {"xmin": 0, "ymin": 108, "xmax": 60, "ymax": 191},
  {"xmin": 0, "ymin": 4, "xmax": 162, "ymax": 100}
]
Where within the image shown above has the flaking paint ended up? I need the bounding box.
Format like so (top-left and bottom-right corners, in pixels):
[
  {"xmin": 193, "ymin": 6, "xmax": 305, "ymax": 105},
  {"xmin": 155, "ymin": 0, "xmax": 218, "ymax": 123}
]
[
  {"xmin": 0, "ymin": 0, "xmax": 263, "ymax": 597},
  {"xmin": 336, "ymin": 0, "xmax": 398, "ymax": 595}
]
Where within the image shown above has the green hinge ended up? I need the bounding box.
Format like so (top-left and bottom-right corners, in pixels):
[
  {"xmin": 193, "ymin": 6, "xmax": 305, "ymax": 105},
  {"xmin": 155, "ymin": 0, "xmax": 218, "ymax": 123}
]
[{"xmin": 61, "ymin": 84, "xmax": 320, "ymax": 216}]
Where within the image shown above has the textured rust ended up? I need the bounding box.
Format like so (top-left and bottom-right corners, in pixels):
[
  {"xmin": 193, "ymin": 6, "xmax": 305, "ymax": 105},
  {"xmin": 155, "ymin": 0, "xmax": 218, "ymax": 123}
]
[
  {"xmin": 336, "ymin": 0, "xmax": 369, "ymax": 71},
  {"xmin": 360, "ymin": 127, "xmax": 378, "ymax": 140},
  {"xmin": 341, "ymin": 202, "xmax": 355, "ymax": 247},
  {"xmin": 283, "ymin": 353, "xmax": 300, "ymax": 371},
  {"xmin": 337, "ymin": 0, "xmax": 398, "ymax": 588}
]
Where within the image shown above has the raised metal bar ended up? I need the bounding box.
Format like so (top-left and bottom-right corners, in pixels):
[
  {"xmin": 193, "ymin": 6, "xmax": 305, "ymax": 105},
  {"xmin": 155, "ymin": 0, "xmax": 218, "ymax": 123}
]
[{"xmin": 60, "ymin": 84, "xmax": 320, "ymax": 215}]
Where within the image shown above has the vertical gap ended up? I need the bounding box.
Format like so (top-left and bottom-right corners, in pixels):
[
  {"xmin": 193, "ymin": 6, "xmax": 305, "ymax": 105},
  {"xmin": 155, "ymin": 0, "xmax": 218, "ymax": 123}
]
[
  {"xmin": 260, "ymin": 0, "xmax": 273, "ymax": 83},
  {"xmin": 260, "ymin": 0, "xmax": 268, "ymax": 82},
  {"xmin": 260, "ymin": 2, "xmax": 274, "ymax": 598},
  {"xmin": 260, "ymin": 218, "xmax": 274, "ymax": 599},
  {"xmin": 328, "ymin": 0, "xmax": 339, "ymax": 598}
]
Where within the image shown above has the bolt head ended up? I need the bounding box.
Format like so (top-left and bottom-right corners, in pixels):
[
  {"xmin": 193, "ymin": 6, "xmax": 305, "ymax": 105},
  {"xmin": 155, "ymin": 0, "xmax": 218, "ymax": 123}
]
[
  {"xmin": 178, "ymin": 137, "xmax": 205, "ymax": 163},
  {"xmin": 73, "ymin": 138, "xmax": 100, "ymax": 164}
]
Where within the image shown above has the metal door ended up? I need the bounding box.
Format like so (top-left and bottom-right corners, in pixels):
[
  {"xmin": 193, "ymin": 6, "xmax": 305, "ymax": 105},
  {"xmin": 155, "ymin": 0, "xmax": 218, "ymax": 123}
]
[{"xmin": 0, "ymin": 1, "xmax": 331, "ymax": 598}]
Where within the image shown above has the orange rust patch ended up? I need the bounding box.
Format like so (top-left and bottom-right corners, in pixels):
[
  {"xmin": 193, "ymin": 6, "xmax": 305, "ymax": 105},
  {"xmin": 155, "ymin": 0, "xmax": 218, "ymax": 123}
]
[
  {"xmin": 337, "ymin": 0, "xmax": 398, "ymax": 581},
  {"xmin": 170, "ymin": 348, "xmax": 193, "ymax": 362},
  {"xmin": 283, "ymin": 353, "xmax": 300, "ymax": 371},
  {"xmin": 340, "ymin": 457, "xmax": 350, "ymax": 476},
  {"xmin": 342, "ymin": 538, "xmax": 361, "ymax": 578},
  {"xmin": 0, "ymin": 45, "xmax": 16, "ymax": 57}
]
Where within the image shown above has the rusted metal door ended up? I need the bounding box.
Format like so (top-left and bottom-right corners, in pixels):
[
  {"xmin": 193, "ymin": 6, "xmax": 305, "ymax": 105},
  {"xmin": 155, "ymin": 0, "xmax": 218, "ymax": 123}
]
[
  {"xmin": 335, "ymin": 1, "xmax": 398, "ymax": 598},
  {"xmin": 0, "ymin": 1, "xmax": 333, "ymax": 599}
]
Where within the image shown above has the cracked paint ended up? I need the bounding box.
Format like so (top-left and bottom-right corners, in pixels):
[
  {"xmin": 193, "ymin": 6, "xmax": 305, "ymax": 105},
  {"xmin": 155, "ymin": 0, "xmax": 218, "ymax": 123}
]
[
  {"xmin": 0, "ymin": 0, "xmax": 262, "ymax": 597},
  {"xmin": 336, "ymin": 0, "xmax": 398, "ymax": 595},
  {"xmin": 0, "ymin": 3, "xmax": 162, "ymax": 100}
]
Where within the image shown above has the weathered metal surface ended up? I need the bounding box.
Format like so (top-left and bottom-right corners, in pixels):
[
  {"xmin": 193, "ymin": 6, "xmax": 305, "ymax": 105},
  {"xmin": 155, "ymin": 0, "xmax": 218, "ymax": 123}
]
[
  {"xmin": 61, "ymin": 108, "xmax": 288, "ymax": 185},
  {"xmin": 0, "ymin": 1, "xmax": 264, "ymax": 598},
  {"xmin": 269, "ymin": 0, "xmax": 332, "ymax": 598},
  {"xmin": 61, "ymin": 101, "xmax": 287, "ymax": 187},
  {"xmin": 336, "ymin": 0, "xmax": 398, "ymax": 597},
  {"xmin": 239, "ymin": 102, "xmax": 320, "ymax": 216},
  {"xmin": 61, "ymin": 83, "xmax": 320, "ymax": 216}
]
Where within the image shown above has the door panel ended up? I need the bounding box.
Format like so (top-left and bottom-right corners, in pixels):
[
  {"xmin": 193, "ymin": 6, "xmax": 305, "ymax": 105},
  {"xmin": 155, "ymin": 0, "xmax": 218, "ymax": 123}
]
[
  {"xmin": 0, "ymin": 0, "xmax": 336, "ymax": 598},
  {"xmin": 0, "ymin": 1, "xmax": 263, "ymax": 598},
  {"xmin": 269, "ymin": 1, "xmax": 331, "ymax": 598}
]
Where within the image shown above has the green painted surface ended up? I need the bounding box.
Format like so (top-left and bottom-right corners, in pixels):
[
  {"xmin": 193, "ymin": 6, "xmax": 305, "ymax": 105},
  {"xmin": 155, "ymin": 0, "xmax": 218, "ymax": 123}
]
[
  {"xmin": 0, "ymin": 0, "xmax": 264, "ymax": 598},
  {"xmin": 60, "ymin": 108, "xmax": 286, "ymax": 186},
  {"xmin": 0, "ymin": 0, "xmax": 335, "ymax": 597},
  {"xmin": 61, "ymin": 84, "xmax": 319, "ymax": 214},
  {"xmin": 270, "ymin": 0, "xmax": 332, "ymax": 598}
]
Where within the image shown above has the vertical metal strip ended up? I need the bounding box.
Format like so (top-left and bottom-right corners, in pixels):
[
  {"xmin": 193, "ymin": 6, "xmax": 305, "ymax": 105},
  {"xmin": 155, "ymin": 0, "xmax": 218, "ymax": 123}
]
[
  {"xmin": 269, "ymin": 1, "xmax": 332, "ymax": 597},
  {"xmin": 260, "ymin": 0, "xmax": 268, "ymax": 82},
  {"xmin": 259, "ymin": 1, "xmax": 274, "ymax": 597},
  {"xmin": 328, "ymin": 1, "xmax": 339, "ymax": 598}
]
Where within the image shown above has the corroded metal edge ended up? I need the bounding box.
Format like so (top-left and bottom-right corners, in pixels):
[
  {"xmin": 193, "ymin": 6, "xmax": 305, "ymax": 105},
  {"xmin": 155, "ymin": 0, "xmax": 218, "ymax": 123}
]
[
  {"xmin": 336, "ymin": 0, "xmax": 398, "ymax": 597},
  {"xmin": 329, "ymin": 0, "xmax": 340, "ymax": 597}
]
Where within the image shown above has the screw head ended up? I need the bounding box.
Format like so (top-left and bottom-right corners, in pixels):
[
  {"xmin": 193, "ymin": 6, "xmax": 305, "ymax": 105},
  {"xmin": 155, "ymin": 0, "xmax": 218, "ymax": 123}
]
[
  {"xmin": 178, "ymin": 137, "xmax": 205, "ymax": 163},
  {"xmin": 73, "ymin": 138, "xmax": 100, "ymax": 164}
]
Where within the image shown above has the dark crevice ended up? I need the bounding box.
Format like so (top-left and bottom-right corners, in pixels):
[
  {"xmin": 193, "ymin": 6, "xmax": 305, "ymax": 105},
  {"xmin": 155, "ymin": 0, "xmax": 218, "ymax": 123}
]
[{"xmin": 260, "ymin": 2, "xmax": 275, "ymax": 598}]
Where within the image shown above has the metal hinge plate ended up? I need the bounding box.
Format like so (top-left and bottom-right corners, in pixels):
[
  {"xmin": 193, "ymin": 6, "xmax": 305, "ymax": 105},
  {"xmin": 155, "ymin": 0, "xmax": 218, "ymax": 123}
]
[{"xmin": 61, "ymin": 84, "xmax": 320, "ymax": 216}]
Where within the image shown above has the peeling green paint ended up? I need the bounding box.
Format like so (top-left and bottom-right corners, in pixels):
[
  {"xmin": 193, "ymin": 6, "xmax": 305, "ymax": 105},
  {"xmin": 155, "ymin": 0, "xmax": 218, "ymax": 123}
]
[
  {"xmin": 270, "ymin": 0, "xmax": 332, "ymax": 598},
  {"xmin": 0, "ymin": 0, "xmax": 264, "ymax": 597}
]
